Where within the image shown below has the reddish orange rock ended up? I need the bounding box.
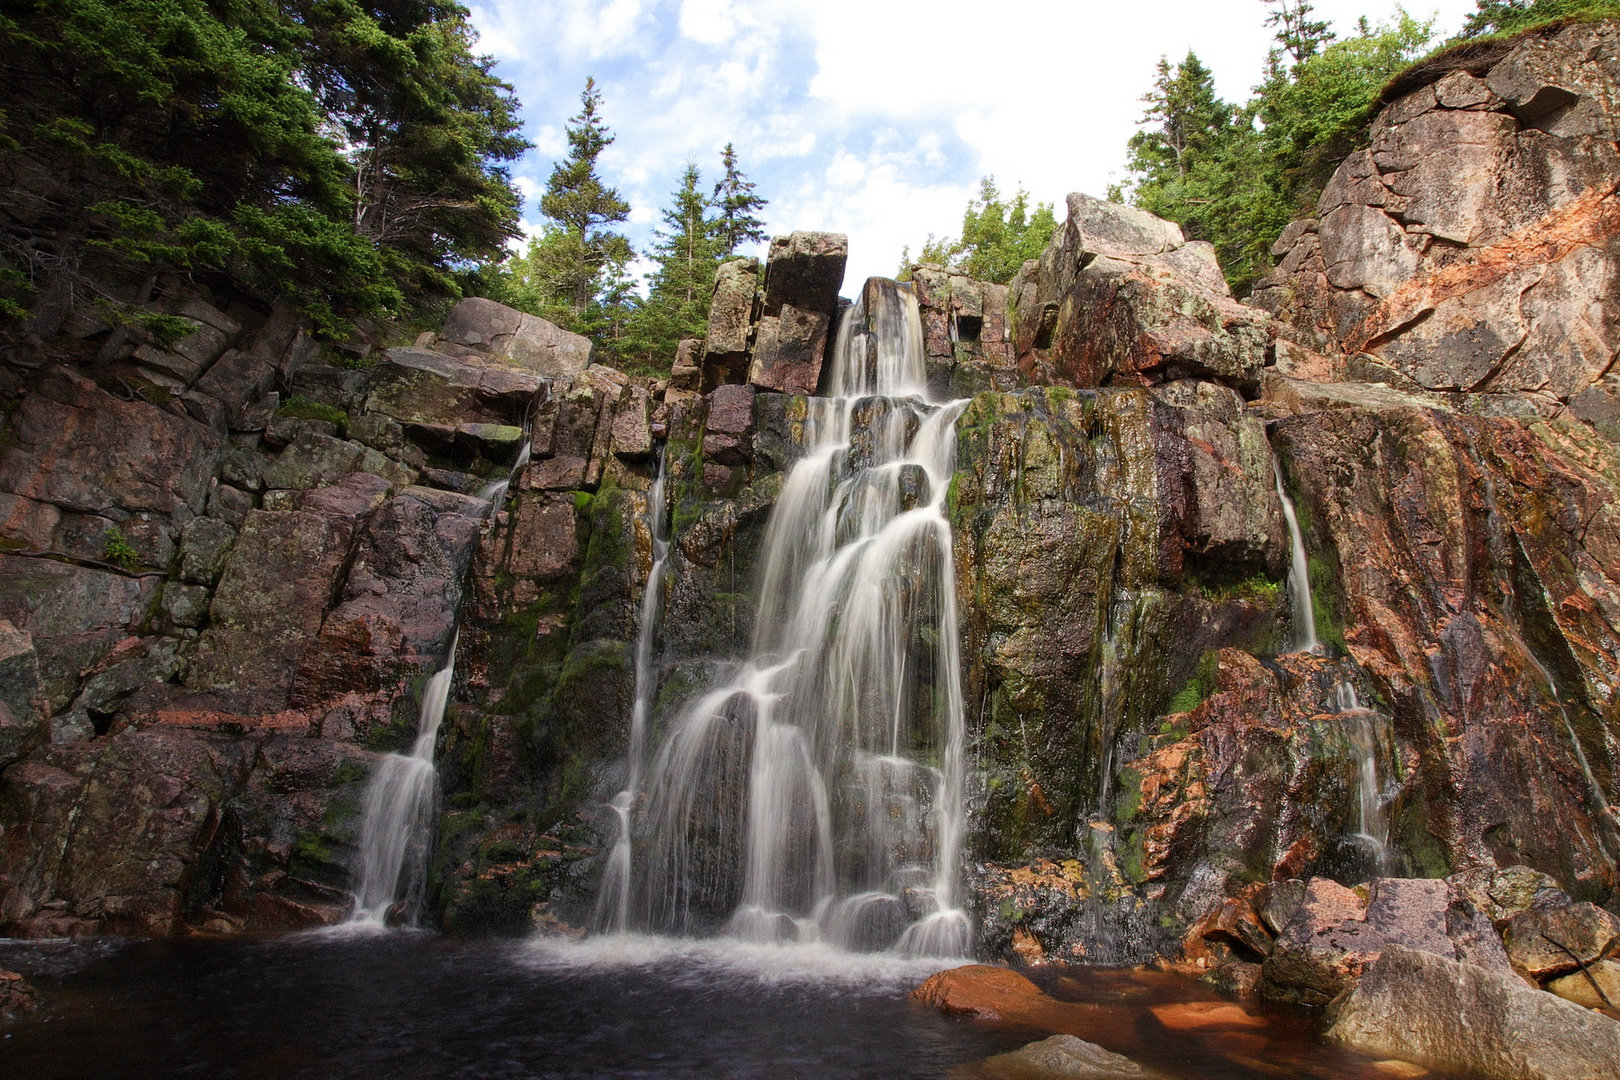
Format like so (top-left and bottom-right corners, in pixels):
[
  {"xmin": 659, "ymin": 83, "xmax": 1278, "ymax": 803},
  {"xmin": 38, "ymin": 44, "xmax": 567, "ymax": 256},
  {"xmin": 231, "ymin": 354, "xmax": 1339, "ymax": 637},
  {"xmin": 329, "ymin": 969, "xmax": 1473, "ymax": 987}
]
[
  {"xmin": 912, "ymin": 965, "xmax": 1044, "ymax": 1020},
  {"xmin": 1149, "ymin": 1000, "xmax": 1268, "ymax": 1031}
]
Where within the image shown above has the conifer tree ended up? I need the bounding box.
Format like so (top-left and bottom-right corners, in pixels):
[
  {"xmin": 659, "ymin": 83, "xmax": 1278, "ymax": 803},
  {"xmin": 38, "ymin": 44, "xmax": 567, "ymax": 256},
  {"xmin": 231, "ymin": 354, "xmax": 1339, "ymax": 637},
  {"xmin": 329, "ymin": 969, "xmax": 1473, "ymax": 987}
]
[
  {"xmin": 1263, "ymin": 0, "xmax": 1335, "ymax": 65},
  {"xmin": 711, "ymin": 143, "xmax": 768, "ymax": 254},
  {"xmin": 1129, "ymin": 53, "xmax": 1232, "ymax": 183},
  {"xmin": 623, "ymin": 163, "xmax": 725, "ymax": 369},
  {"xmin": 533, "ymin": 77, "xmax": 633, "ymax": 317}
]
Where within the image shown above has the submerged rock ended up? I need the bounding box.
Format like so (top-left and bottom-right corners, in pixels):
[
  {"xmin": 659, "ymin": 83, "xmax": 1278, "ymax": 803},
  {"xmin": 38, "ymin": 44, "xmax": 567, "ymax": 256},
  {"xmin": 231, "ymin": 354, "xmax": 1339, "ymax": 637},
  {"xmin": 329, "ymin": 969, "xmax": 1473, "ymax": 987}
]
[
  {"xmin": 1327, "ymin": 944, "xmax": 1620, "ymax": 1080},
  {"xmin": 971, "ymin": 1034, "xmax": 1160, "ymax": 1080}
]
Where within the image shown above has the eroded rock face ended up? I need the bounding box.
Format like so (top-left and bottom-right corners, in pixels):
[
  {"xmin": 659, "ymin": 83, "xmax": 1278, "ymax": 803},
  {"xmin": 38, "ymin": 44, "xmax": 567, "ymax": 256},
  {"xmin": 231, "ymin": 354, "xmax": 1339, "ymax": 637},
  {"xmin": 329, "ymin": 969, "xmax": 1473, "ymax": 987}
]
[
  {"xmin": 1013, "ymin": 194, "xmax": 1271, "ymax": 394},
  {"xmin": 436, "ymin": 297, "xmax": 593, "ymax": 377},
  {"xmin": 1327, "ymin": 945, "xmax": 1620, "ymax": 1080},
  {"xmin": 1254, "ymin": 20, "xmax": 1620, "ymax": 414}
]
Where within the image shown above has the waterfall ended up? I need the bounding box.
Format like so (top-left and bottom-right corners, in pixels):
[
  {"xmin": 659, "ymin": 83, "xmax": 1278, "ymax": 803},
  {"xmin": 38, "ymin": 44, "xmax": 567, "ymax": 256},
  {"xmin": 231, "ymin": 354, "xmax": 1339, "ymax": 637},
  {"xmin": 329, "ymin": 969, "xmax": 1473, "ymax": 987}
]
[
  {"xmin": 1273, "ymin": 456, "xmax": 1319, "ymax": 653},
  {"xmin": 618, "ymin": 279, "xmax": 971, "ymax": 957},
  {"xmin": 596, "ymin": 449, "xmax": 671, "ymax": 932},
  {"xmin": 476, "ymin": 433, "xmax": 533, "ymax": 515},
  {"xmin": 1333, "ymin": 679, "xmax": 1393, "ymax": 875},
  {"xmin": 348, "ymin": 426, "xmax": 533, "ymax": 926},
  {"xmin": 350, "ymin": 637, "xmax": 457, "ymax": 925}
]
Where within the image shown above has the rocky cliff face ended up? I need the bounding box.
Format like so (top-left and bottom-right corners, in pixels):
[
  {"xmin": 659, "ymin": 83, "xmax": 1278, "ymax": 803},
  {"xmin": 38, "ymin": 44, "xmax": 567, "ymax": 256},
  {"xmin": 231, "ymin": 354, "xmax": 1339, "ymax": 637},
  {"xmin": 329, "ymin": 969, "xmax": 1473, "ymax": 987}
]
[{"xmin": 0, "ymin": 25, "xmax": 1616, "ymax": 996}]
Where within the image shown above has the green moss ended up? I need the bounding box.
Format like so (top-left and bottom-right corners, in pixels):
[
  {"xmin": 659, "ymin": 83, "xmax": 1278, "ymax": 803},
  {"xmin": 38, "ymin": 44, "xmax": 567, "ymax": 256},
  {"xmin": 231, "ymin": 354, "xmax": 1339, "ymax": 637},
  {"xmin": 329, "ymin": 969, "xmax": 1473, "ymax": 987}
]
[
  {"xmin": 1167, "ymin": 650, "xmax": 1219, "ymax": 714},
  {"xmin": 573, "ymin": 490, "xmax": 593, "ymax": 511},
  {"xmin": 1194, "ymin": 571, "xmax": 1282, "ymax": 605},
  {"xmin": 333, "ymin": 761, "xmax": 368, "ymax": 785},
  {"xmin": 277, "ymin": 395, "xmax": 350, "ymax": 430}
]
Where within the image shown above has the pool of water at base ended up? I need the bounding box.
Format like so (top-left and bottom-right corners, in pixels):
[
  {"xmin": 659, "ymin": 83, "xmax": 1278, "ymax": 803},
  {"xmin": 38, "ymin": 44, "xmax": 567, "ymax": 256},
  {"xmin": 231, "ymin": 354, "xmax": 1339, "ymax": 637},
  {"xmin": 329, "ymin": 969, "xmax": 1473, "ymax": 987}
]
[{"xmin": 0, "ymin": 932, "xmax": 1461, "ymax": 1080}]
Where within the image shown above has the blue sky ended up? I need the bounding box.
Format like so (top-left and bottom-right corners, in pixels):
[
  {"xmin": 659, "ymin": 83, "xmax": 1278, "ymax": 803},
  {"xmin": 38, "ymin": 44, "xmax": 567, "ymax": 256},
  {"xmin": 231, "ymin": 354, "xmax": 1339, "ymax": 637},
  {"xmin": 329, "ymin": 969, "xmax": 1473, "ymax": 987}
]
[{"xmin": 467, "ymin": 0, "xmax": 1480, "ymax": 291}]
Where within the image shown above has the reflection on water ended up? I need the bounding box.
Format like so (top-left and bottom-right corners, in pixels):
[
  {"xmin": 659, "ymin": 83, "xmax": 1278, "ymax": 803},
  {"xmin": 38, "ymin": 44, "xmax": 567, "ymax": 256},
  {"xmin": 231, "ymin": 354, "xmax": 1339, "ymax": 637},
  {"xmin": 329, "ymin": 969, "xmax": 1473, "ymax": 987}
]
[{"xmin": 0, "ymin": 934, "xmax": 1453, "ymax": 1080}]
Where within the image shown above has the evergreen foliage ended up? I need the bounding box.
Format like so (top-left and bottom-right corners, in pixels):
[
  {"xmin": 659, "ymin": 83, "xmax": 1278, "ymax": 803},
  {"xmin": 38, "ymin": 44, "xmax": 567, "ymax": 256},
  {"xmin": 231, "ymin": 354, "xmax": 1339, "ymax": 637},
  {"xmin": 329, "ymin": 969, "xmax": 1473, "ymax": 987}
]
[
  {"xmin": 908, "ymin": 178, "xmax": 1058, "ymax": 285},
  {"xmin": 0, "ymin": 0, "xmax": 527, "ymax": 342},
  {"xmin": 1118, "ymin": 10, "xmax": 1434, "ymax": 295},
  {"xmin": 621, "ymin": 164, "xmax": 725, "ymax": 371},
  {"xmin": 1459, "ymin": 0, "xmax": 1620, "ymax": 37},
  {"xmin": 492, "ymin": 78, "xmax": 634, "ymax": 346},
  {"xmin": 712, "ymin": 142, "xmax": 768, "ymax": 253}
]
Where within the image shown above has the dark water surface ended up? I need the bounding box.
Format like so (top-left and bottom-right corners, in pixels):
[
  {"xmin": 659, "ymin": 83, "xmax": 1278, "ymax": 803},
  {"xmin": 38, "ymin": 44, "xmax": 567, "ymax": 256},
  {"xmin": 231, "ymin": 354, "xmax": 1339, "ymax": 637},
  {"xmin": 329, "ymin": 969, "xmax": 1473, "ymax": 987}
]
[{"xmin": 1, "ymin": 932, "xmax": 1437, "ymax": 1079}]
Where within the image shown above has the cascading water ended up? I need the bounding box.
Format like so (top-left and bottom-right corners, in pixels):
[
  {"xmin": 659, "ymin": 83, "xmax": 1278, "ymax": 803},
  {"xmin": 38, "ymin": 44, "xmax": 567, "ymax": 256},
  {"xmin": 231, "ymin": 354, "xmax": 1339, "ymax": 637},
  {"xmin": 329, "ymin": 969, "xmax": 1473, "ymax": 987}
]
[
  {"xmin": 1332, "ymin": 679, "xmax": 1393, "ymax": 875},
  {"xmin": 348, "ymin": 431, "xmax": 533, "ymax": 926},
  {"xmin": 350, "ymin": 637, "xmax": 458, "ymax": 925},
  {"xmin": 596, "ymin": 449, "xmax": 671, "ymax": 932},
  {"xmin": 1273, "ymin": 455, "xmax": 1319, "ymax": 653},
  {"xmin": 616, "ymin": 279, "xmax": 971, "ymax": 957}
]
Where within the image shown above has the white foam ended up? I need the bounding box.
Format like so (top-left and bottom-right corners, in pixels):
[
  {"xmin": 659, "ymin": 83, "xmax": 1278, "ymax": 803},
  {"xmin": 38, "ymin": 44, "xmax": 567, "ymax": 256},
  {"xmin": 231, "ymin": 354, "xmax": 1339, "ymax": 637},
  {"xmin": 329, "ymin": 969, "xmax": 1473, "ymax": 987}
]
[{"xmin": 518, "ymin": 932, "xmax": 955, "ymax": 992}]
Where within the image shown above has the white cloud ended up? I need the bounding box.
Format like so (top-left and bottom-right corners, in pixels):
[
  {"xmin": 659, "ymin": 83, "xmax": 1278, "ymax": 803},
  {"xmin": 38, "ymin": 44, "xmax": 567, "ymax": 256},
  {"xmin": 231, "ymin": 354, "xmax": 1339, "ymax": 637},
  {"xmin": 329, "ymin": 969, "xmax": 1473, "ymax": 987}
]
[{"xmin": 472, "ymin": 0, "xmax": 1480, "ymax": 294}]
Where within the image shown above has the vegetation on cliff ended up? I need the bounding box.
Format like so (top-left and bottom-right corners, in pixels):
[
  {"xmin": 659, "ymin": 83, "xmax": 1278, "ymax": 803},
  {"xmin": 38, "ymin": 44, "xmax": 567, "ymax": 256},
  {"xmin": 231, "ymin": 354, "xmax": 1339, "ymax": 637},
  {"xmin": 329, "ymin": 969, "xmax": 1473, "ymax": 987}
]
[
  {"xmin": 485, "ymin": 80, "xmax": 771, "ymax": 374},
  {"xmin": 902, "ymin": 178, "xmax": 1059, "ymax": 285},
  {"xmin": 0, "ymin": 0, "xmax": 527, "ymax": 341},
  {"xmin": 1116, "ymin": 0, "xmax": 1620, "ymax": 295}
]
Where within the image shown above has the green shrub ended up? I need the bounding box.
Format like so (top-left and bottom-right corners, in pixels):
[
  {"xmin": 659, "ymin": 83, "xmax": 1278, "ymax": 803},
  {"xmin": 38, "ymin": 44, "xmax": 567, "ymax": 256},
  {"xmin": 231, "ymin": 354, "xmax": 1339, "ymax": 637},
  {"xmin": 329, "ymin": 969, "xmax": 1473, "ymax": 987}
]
[{"xmin": 103, "ymin": 528, "xmax": 139, "ymax": 570}]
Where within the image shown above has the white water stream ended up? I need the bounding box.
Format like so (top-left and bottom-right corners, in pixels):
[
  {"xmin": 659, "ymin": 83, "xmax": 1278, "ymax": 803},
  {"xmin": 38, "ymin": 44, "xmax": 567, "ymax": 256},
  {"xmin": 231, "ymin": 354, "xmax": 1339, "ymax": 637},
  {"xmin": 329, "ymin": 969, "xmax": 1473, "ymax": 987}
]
[
  {"xmin": 350, "ymin": 638, "xmax": 458, "ymax": 925},
  {"xmin": 611, "ymin": 280, "xmax": 971, "ymax": 957},
  {"xmin": 1333, "ymin": 679, "xmax": 1393, "ymax": 875},
  {"xmin": 1273, "ymin": 456, "xmax": 1319, "ymax": 653},
  {"xmin": 597, "ymin": 450, "xmax": 672, "ymax": 931},
  {"xmin": 348, "ymin": 431, "xmax": 533, "ymax": 925}
]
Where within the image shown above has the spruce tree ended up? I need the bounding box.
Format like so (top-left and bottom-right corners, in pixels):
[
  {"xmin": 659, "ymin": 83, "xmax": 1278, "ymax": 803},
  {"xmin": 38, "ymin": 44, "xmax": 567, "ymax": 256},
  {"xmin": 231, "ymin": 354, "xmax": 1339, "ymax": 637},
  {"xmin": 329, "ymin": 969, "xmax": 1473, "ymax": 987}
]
[
  {"xmin": 711, "ymin": 143, "xmax": 768, "ymax": 254},
  {"xmin": 913, "ymin": 178, "xmax": 1057, "ymax": 284},
  {"xmin": 623, "ymin": 163, "xmax": 724, "ymax": 369},
  {"xmin": 535, "ymin": 77, "xmax": 633, "ymax": 317},
  {"xmin": 1262, "ymin": 0, "xmax": 1335, "ymax": 65}
]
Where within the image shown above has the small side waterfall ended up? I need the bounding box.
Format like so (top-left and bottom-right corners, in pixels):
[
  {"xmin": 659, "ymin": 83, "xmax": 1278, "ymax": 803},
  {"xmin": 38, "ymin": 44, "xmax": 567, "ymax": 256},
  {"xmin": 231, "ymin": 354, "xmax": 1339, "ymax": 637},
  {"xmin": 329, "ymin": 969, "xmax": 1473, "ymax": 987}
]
[
  {"xmin": 348, "ymin": 429, "xmax": 533, "ymax": 926},
  {"xmin": 1273, "ymin": 455, "xmax": 1319, "ymax": 653},
  {"xmin": 616, "ymin": 279, "xmax": 971, "ymax": 957},
  {"xmin": 1333, "ymin": 679, "xmax": 1393, "ymax": 875},
  {"xmin": 596, "ymin": 450, "xmax": 671, "ymax": 932},
  {"xmin": 350, "ymin": 638, "xmax": 457, "ymax": 925}
]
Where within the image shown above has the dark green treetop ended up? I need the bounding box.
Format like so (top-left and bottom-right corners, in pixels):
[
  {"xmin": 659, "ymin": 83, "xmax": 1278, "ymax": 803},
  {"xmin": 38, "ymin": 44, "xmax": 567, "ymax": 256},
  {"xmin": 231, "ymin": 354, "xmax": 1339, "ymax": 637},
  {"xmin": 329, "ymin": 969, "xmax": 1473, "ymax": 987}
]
[{"xmin": 712, "ymin": 142, "xmax": 768, "ymax": 253}]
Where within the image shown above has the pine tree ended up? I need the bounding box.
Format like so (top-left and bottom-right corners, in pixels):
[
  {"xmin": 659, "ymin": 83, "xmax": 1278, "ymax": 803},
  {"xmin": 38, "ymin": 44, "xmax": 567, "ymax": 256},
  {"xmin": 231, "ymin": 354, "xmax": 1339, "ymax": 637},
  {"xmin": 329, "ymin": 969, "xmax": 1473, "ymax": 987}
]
[
  {"xmin": 623, "ymin": 163, "xmax": 725, "ymax": 370},
  {"xmin": 711, "ymin": 143, "xmax": 768, "ymax": 254},
  {"xmin": 537, "ymin": 77, "xmax": 632, "ymax": 315},
  {"xmin": 1129, "ymin": 53, "xmax": 1232, "ymax": 182},
  {"xmin": 1263, "ymin": 0, "xmax": 1336, "ymax": 65}
]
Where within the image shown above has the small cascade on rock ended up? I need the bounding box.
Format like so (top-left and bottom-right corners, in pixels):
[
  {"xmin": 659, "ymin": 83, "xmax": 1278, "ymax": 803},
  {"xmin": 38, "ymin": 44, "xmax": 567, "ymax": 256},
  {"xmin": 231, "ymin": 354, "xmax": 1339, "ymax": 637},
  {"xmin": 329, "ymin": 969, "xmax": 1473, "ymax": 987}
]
[
  {"xmin": 350, "ymin": 635, "xmax": 458, "ymax": 925},
  {"xmin": 596, "ymin": 449, "xmax": 671, "ymax": 933},
  {"xmin": 1272, "ymin": 455, "xmax": 1319, "ymax": 653},
  {"xmin": 476, "ymin": 430, "xmax": 533, "ymax": 515},
  {"xmin": 620, "ymin": 279, "xmax": 971, "ymax": 957},
  {"xmin": 1333, "ymin": 679, "xmax": 1393, "ymax": 875}
]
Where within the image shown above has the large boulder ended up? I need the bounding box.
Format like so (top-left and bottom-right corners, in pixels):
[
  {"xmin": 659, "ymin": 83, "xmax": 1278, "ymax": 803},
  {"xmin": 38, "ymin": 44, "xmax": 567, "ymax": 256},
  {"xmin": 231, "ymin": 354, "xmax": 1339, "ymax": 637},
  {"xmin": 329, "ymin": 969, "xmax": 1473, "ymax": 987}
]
[
  {"xmin": 291, "ymin": 488, "xmax": 485, "ymax": 705},
  {"xmin": 973, "ymin": 1034, "xmax": 1161, "ymax": 1080},
  {"xmin": 186, "ymin": 509, "xmax": 357, "ymax": 709},
  {"xmin": 748, "ymin": 231, "xmax": 847, "ymax": 396},
  {"xmin": 0, "ymin": 368, "xmax": 223, "ymax": 563},
  {"xmin": 1262, "ymin": 877, "xmax": 1511, "ymax": 1005},
  {"xmin": 701, "ymin": 258, "xmax": 759, "ymax": 390},
  {"xmin": 1254, "ymin": 20, "xmax": 1620, "ymax": 417},
  {"xmin": 1327, "ymin": 944, "xmax": 1620, "ymax": 1080},
  {"xmin": 365, "ymin": 347, "xmax": 545, "ymax": 429},
  {"xmin": 1015, "ymin": 194, "xmax": 1270, "ymax": 393},
  {"xmin": 437, "ymin": 297, "xmax": 592, "ymax": 377},
  {"xmin": 0, "ymin": 621, "xmax": 47, "ymax": 767}
]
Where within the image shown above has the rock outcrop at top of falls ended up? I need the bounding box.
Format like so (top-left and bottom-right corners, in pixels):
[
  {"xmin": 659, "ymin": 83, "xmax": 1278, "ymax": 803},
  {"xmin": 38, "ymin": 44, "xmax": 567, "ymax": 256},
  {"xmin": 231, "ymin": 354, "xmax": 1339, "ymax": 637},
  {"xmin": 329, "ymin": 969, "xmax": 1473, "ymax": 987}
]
[{"xmin": 0, "ymin": 25, "xmax": 1618, "ymax": 1005}]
